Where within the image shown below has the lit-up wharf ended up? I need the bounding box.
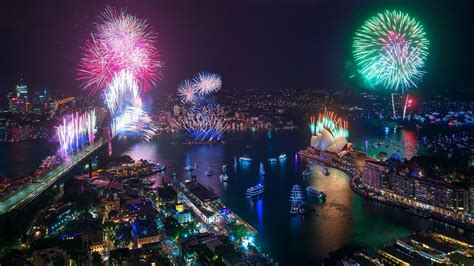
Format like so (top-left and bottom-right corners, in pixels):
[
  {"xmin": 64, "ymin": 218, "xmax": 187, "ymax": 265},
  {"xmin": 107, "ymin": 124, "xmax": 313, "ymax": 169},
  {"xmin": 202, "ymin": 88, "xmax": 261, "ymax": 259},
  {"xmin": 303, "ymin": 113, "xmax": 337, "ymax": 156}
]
[{"xmin": 0, "ymin": 140, "xmax": 106, "ymax": 214}]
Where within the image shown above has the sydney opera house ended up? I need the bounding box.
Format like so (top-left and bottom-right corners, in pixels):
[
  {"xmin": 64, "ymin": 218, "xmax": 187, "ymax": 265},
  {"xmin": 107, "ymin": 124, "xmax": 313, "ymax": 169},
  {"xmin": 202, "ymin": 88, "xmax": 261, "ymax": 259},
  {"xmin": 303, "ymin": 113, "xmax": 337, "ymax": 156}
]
[{"xmin": 309, "ymin": 110, "xmax": 352, "ymax": 157}]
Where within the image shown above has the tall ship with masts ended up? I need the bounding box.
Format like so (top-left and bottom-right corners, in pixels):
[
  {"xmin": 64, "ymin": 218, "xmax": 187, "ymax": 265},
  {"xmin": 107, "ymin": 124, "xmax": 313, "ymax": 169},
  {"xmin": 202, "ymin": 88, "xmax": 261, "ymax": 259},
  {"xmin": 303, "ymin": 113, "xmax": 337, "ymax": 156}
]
[{"xmin": 289, "ymin": 184, "xmax": 304, "ymax": 215}]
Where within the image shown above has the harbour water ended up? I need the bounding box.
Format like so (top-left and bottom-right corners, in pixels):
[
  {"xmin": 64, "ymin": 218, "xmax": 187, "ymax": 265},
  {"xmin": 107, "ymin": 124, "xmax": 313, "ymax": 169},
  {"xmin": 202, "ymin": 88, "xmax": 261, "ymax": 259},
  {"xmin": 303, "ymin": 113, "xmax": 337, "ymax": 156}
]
[{"xmin": 1, "ymin": 121, "xmax": 471, "ymax": 264}]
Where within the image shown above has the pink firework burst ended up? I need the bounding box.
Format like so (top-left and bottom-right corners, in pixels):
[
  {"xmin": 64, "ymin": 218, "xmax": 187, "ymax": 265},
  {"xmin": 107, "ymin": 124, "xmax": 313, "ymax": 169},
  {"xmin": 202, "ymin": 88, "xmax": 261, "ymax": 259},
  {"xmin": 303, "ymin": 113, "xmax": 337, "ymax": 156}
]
[{"xmin": 78, "ymin": 7, "xmax": 162, "ymax": 94}]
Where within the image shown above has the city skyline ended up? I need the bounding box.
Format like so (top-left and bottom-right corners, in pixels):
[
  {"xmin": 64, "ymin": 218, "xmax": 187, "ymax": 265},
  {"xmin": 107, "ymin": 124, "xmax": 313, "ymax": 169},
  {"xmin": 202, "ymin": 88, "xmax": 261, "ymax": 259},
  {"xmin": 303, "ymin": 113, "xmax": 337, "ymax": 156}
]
[{"xmin": 0, "ymin": 1, "xmax": 473, "ymax": 265}]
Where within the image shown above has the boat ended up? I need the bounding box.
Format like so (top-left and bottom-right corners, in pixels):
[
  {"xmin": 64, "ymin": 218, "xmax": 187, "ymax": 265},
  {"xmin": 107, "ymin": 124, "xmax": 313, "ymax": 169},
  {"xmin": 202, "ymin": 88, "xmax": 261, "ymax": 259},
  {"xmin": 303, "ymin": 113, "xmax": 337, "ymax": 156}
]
[
  {"xmin": 156, "ymin": 164, "xmax": 166, "ymax": 172},
  {"xmin": 259, "ymin": 162, "xmax": 265, "ymax": 175},
  {"xmin": 205, "ymin": 166, "xmax": 213, "ymax": 176},
  {"xmin": 239, "ymin": 156, "xmax": 253, "ymax": 162},
  {"xmin": 184, "ymin": 165, "xmax": 194, "ymax": 171},
  {"xmin": 143, "ymin": 178, "xmax": 155, "ymax": 185},
  {"xmin": 220, "ymin": 174, "xmax": 229, "ymax": 182},
  {"xmin": 302, "ymin": 169, "xmax": 311, "ymax": 177},
  {"xmin": 184, "ymin": 154, "xmax": 193, "ymax": 171},
  {"xmin": 246, "ymin": 184, "xmax": 264, "ymax": 197},
  {"xmin": 268, "ymin": 158, "xmax": 277, "ymax": 163},
  {"xmin": 289, "ymin": 184, "xmax": 304, "ymax": 215},
  {"xmin": 279, "ymin": 153, "xmax": 287, "ymax": 160},
  {"xmin": 306, "ymin": 186, "xmax": 326, "ymax": 200},
  {"xmin": 322, "ymin": 168, "xmax": 330, "ymax": 176}
]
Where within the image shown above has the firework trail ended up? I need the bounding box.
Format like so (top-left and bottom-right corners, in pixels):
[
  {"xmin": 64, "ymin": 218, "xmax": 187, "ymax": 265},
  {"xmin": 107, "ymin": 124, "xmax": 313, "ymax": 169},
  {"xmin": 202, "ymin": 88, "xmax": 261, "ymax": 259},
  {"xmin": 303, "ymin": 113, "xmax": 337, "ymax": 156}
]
[
  {"xmin": 173, "ymin": 105, "xmax": 227, "ymax": 142},
  {"xmin": 174, "ymin": 72, "xmax": 226, "ymax": 142},
  {"xmin": 78, "ymin": 7, "xmax": 162, "ymax": 141},
  {"xmin": 353, "ymin": 10, "xmax": 429, "ymax": 92},
  {"xmin": 57, "ymin": 110, "xmax": 97, "ymax": 154}
]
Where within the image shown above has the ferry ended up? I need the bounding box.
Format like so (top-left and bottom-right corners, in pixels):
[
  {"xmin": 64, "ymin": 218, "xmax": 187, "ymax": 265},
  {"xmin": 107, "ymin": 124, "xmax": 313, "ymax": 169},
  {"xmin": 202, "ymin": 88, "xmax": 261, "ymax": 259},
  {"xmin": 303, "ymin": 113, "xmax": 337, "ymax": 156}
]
[
  {"xmin": 239, "ymin": 156, "xmax": 253, "ymax": 162},
  {"xmin": 220, "ymin": 174, "xmax": 229, "ymax": 182},
  {"xmin": 306, "ymin": 186, "xmax": 326, "ymax": 200},
  {"xmin": 322, "ymin": 167, "xmax": 330, "ymax": 176},
  {"xmin": 268, "ymin": 158, "xmax": 278, "ymax": 163},
  {"xmin": 246, "ymin": 184, "xmax": 264, "ymax": 197},
  {"xmin": 279, "ymin": 153, "xmax": 287, "ymax": 160},
  {"xmin": 205, "ymin": 167, "xmax": 213, "ymax": 176}
]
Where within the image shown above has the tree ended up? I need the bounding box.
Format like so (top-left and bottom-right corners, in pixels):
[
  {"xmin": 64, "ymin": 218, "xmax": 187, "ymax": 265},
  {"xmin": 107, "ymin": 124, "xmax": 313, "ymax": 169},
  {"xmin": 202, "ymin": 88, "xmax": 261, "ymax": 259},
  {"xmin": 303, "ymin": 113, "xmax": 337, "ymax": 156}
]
[
  {"xmin": 92, "ymin": 252, "xmax": 102, "ymax": 266},
  {"xmin": 229, "ymin": 224, "xmax": 248, "ymax": 240}
]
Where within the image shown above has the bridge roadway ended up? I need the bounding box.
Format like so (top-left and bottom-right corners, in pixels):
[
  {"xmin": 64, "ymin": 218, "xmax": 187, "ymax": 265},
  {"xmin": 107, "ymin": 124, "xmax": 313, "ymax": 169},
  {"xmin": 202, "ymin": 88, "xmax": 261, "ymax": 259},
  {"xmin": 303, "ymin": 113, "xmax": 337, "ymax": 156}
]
[{"xmin": 0, "ymin": 140, "xmax": 106, "ymax": 214}]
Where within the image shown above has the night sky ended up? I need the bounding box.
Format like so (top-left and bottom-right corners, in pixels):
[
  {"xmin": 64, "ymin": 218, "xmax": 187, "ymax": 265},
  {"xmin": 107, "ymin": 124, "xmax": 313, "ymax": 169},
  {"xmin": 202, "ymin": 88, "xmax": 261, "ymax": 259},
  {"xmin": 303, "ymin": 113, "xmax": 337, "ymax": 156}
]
[{"xmin": 0, "ymin": 0, "xmax": 472, "ymax": 98}]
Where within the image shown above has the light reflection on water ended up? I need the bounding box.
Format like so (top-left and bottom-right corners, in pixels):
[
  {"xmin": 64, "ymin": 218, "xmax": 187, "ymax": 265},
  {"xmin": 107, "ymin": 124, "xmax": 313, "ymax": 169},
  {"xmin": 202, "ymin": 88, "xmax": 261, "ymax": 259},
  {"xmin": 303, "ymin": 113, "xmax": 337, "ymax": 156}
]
[{"xmin": 110, "ymin": 131, "xmax": 455, "ymax": 265}]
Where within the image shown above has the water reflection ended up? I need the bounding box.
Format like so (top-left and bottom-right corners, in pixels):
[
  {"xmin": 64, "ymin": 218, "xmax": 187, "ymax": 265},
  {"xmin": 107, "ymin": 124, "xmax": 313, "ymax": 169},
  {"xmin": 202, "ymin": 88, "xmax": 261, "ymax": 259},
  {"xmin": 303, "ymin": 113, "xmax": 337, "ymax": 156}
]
[{"xmin": 111, "ymin": 132, "xmax": 453, "ymax": 264}]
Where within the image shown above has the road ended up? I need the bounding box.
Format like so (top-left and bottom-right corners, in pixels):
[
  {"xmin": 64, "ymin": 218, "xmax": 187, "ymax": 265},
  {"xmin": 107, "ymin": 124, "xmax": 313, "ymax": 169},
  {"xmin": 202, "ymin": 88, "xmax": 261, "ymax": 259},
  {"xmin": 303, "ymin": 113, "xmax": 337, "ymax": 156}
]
[{"xmin": 0, "ymin": 140, "xmax": 106, "ymax": 214}]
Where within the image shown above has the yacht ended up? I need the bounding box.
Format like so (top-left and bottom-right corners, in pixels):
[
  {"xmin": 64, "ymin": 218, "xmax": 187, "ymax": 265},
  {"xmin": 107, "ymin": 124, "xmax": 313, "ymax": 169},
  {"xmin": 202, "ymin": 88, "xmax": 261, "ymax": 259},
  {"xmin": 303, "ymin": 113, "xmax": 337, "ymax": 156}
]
[
  {"xmin": 322, "ymin": 168, "xmax": 330, "ymax": 176},
  {"xmin": 289, "ymin": 184, "xmax": 304, "ymax": 215},
  {"xmin": 220, "ymin": 174, "xmax": 229, "ymax": 182},
  {"xmin": 239, "ymin": 155, "xmax": 253, "ymax": 162},
  {"xmin": 246, "ymin": 184, "xmax": 264, "ymax": 197},
  {"xmin": 306, "ymin": 186, "xmax": 326, "ymax": 199},
  {"xmin": 279, "ymin": 153, "xmax": 287, "ymax": 160}
]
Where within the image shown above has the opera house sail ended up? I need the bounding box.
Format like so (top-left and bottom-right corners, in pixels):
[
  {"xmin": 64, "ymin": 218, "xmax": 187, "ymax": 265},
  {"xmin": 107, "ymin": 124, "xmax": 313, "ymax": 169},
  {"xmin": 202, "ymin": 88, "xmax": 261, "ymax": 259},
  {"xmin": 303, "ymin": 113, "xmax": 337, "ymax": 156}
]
[{"xmin": 309, "ymin": 110, "xmax": 352, "ymax": 157}]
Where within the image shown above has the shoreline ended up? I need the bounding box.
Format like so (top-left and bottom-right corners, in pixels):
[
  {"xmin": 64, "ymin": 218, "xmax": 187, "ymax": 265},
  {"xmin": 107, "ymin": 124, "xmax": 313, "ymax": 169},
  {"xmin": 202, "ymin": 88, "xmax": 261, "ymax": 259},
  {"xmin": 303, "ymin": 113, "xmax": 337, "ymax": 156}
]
[{"xmin": 298, "ymin": 149, "xmax": 474, "ymax": 232}]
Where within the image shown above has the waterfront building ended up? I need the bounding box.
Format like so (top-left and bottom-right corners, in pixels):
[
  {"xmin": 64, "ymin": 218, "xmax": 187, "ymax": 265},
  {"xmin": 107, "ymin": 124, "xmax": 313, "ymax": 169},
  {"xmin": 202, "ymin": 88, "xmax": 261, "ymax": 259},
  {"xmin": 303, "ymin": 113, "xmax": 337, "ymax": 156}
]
[
  {"xmin": 469, "ymin": 186, "xmax": 474, "ymax": 217},
  {"xmin": 390, "ymin": 173, "xmax": 415, "ymax": 199},
  {"xmin": 362, "ymin": 160, "xmax": 390, "ymax": 191}
]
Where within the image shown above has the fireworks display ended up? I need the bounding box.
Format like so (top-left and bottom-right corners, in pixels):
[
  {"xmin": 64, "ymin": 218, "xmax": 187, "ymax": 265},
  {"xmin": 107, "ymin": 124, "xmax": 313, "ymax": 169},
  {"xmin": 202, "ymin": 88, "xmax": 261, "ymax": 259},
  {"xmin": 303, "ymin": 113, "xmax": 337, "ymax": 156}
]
[
  {"xmin": 57, "ymin": 110, "xmax": 97, "ymax": 154},
  {"xmin": 78, "ymin": 8, "xmax": 161, "ymax": 142},
  {"xmin": 78, "ymin": 7, "xmax": 162, "ymax": 93},
  {"xmin": 353, "ymin": 10, "xmax": 429, "ymax": 92},
  {"xmin": 174, "ymin": 72, "xmax": 227, "ymax": 142},
  {"xmin": 105, "ymin": 70, "xmax": 157, "ymax": 142},
  {"xmin": 310, "ymin": 109, "xmax": 349, "ymax": 139},
  {"xmin": 193, "ymin": 72, "xmax": 222, "ymax": 96},
  {"xmin": 174, "ymin": 106, "xmax": 227, "ymax": 142},
  {"xmin": 177, "ymin": 80, "xmax": 197, "ymax": 104}
]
